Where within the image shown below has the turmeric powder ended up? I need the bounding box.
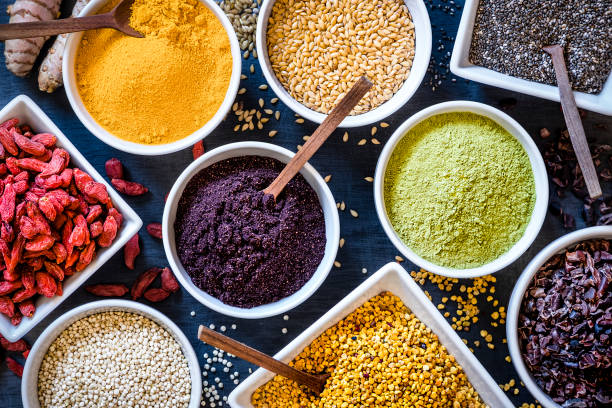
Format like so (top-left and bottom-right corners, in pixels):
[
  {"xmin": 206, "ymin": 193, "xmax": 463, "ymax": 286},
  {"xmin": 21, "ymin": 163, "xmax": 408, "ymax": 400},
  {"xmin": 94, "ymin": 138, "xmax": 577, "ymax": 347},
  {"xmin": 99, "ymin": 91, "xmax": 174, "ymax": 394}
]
[{"xmin": 75, "ymin": 0, "xmax": 232, "ymax": 145}]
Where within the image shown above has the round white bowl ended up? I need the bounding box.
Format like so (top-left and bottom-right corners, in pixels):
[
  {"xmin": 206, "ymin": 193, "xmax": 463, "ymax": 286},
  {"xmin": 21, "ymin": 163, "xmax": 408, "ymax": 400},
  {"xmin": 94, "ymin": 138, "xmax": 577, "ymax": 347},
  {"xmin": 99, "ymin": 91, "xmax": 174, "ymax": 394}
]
[
  {"xmin": 255, "ymin": 0, "xmax": 432, "ymax": 127},
  {"xmin": 21, "ymin": 300, "xmax": 202, "ymax": 408},
  {"xmin": 62, "ymin": 0, "xmax": 242, "ymax": 156},
  {"xmin": 506, "ymin": 226, "xmax": 612, "ymax": 408},
  {"xmin": 374, "ymin": 101, "xmax": 549, "ymax": 278},
  {"xmin": 162, "ymin": 141, "xmax": 340, "ymax": 319}
]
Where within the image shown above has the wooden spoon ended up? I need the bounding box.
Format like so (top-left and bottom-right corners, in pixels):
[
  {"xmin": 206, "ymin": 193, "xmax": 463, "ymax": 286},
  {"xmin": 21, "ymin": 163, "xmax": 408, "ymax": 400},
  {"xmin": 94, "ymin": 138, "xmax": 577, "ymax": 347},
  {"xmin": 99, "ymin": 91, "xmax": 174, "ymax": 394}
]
[
  {"xmin": 263, "ymin": 76, "xmax": 373, "ymax": 200},
  {"xmin": 198, "ymin": 325, "xmax": 330, "ymax": 394},
  {"xmin": 543, "ymin": 45, "xmax": 602, "ymax": 199},
  {"xmin": 0, "ymin": 0, "xmax": 143, "ymax": 41}
]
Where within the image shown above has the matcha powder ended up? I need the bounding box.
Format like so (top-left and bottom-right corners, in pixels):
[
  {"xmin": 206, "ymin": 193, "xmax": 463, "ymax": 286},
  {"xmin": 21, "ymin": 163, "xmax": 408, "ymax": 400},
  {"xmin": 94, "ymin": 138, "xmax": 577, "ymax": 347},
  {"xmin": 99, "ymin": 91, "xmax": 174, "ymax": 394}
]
[{"xmin": 384, "ymin": 112, "xmax": 536, "ymax": 269}]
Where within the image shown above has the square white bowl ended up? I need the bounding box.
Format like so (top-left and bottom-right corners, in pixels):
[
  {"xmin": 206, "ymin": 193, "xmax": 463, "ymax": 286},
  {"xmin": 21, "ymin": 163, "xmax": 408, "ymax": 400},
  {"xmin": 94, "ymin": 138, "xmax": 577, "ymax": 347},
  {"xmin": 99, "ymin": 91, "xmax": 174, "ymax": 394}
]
[
  {"xmin": 450, "ymin": 0, "xmax": 612, "ymax": 116},
  {"xmin": 229, "ymin": 262, "xmax": 514, "ymax": 408},
  {"xmin": 0, "ymin": 95, "xmax": 142, "ymax": 341}
]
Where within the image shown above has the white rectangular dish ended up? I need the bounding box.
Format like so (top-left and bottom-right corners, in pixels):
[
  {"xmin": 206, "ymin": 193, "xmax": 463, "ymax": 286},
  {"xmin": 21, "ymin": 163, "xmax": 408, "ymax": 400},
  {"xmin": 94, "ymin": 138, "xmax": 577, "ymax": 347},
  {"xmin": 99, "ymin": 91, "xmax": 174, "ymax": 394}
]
[
  {"xmin": 0, "ymin": 95, "xmax": 142, "ymax": 341},
  {"xmin": 450, "ymin": 0, "xmax": 612, "ymax": 116},
  {"xmin": 229, "ymin": 262, "xmax": 513, "ymax": 407}
]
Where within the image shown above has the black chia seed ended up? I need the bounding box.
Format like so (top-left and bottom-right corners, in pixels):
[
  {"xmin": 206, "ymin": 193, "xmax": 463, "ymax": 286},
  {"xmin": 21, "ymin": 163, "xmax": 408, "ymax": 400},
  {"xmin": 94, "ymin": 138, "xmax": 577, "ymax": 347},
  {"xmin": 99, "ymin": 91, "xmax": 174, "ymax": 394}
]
[
  {"xmin": 174, "ymin": 156, "xmax": 326, "ymax": 308},
  {"xmin": 469, "ymin": 0, "xmax": 612, "ymax": 94}
]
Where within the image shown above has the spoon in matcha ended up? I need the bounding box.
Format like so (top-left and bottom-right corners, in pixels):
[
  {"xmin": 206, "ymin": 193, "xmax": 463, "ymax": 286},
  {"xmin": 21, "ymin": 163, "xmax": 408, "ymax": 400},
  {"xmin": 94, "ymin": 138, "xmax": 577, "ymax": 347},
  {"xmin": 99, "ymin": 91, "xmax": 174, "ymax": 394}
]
[
  {"xmin": 263, "ymin": 76, "xmax": 373, "ymax": 200},
  {"xmin": 0, "ymin": 0, "xmax": 143, "ymax": 40}
]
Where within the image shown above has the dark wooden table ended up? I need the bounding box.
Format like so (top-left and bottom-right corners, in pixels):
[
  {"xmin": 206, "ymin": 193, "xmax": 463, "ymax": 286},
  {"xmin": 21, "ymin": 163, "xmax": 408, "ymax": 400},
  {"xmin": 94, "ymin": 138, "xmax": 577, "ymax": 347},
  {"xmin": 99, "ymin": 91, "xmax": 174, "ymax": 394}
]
[{"xmin": 1, "ymin": 0, "xmax": 610, "ymax": 406}]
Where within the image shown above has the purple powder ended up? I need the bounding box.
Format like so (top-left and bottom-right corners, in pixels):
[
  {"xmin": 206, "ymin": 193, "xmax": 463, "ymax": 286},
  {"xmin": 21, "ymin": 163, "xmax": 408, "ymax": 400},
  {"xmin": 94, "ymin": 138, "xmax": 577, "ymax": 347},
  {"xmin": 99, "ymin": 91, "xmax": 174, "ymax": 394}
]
[{"xmin": 174, "ymin": 156, "xmax": 326, "ymax": 308}]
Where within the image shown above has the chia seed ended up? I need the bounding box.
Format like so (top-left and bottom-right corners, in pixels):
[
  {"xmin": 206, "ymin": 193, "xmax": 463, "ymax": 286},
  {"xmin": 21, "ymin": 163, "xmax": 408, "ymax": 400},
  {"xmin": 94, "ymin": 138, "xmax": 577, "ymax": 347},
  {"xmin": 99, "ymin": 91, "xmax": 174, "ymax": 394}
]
[
  {"xmin": 174, "ymin": 156, "xmax": 326, "ymax": 308},
  {"xmin": 469, "ymin": 0, "xmax": 612, "ymax": 94}
]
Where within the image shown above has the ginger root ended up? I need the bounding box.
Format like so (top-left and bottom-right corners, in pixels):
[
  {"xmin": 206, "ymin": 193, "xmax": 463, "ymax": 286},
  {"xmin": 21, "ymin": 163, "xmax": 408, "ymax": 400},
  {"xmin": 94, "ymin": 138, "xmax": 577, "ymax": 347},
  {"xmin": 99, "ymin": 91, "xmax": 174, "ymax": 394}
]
[
  {"xmin": 38, "ymin": 0, "xmax": 91, "ymax": 92},
  {"xmin": 4, "ymin": 0, "xmax": 62, "ymax": 77}
]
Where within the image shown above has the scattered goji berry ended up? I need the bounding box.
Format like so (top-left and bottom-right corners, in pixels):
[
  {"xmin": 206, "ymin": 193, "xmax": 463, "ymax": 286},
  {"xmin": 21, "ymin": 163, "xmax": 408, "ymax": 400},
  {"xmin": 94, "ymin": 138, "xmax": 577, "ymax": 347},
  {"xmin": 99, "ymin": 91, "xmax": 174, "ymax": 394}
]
[
  {"xmin": 35, "ymin": 271, "xmax": 56, "ymax": 297},
  {"xmin": 192, "ymin": 140, "xmax": 205, "ymax": 160},
  {"xmin": 124, "ymin": 233, "xmax": 140, "ymax": 270},
  {"xmin": 0, "ymin": 334, "xmax": 28, "ymax": 351},
  {"xmin": 146, "ymin": 222, "xmax": 163, "ymax": 239},
  {"xmin": 6, "ymin": 356, "xmax": 23, "ymax": 377},
  {"xmin": 144, "ymin": 288, "xmax": 170, "ymax": 302},
  {"xmin": 131, "ymin": 267, "xmax": 161, "ymax": 300},
  {"xmin": 105, "ymin": 158, "xmax": 124, "ymax": 180},
  {"xmin": 85, "ymin": 283, "xmax": 129, "ymax": 297},
  {"xmin": 161, "ymin": 267, "xmax": 180, "ymax": 293},
  {"xmin": 111, "ymin": 179, "xmax": 148, "ymax": 196}
]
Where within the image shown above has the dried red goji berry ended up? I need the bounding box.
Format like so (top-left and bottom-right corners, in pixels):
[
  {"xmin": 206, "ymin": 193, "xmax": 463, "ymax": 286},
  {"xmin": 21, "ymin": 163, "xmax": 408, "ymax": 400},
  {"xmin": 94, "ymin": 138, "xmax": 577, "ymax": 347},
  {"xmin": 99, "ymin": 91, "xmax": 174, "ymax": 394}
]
[
  {"xmin": 0, "ymin": 183, "xmax": 16, "ymax": 222},
  {"xmin": 52, "ymin": 212, "xmax": 67, "ymax": 230},
  {"xmin": 0, "ymin": 163, "xmax": 8, "ymax": 176},
  {"xmin": 6, "ymin": 356, "xmax": 23, "ymax": 377},
  {"xmin": 35, "ymin": 174, "xmax": 62, "ymax": 189},
  {"xmin": 146, "ymin": 222, "xmax": 163, "ymax": 239},
  {"xmin": 37, "ymin": 196, "xmax": 57, "ymax": 221},
  {"xmin": 21, "ymin": 268, "xmax": 35, "ymax": 289},
  {"xmin": 0, "ymin": 238, "xmax": 10, "ymax": 267},
  {"xmin": 111, "ymin": 179, "xmax": 148, "ymax": 196},
  {"xmin": 1, "ymin": 118, "xmax": 19, "ymax": 130},
  {"xmin": 3, "ymin": 267, "xmax": 20, "ymax": 282},
  {"xmin": 97, "ymin": 215, "xmax": 118, "ymax": 248},
  {"xmin": 85, "ymin": 283, "xmax": 129, "ymax": 297},
  {"xmin": 25, "ymin": 235, "xmax": 55, "ymax": 252},
  {"xmin": 131, "ymin": 267, "xmax": 161, "ymax": 300},
  {"xmin": 0, "ymin": 128, "xmax": 18, "ymax": 156},
  {"xmin": 31, "ymin": 133, "xmax": 56, "ymax": 148},
  {"xmin": 13, "ymin": 132, "xmax": 46, "ymax": 156},
  {"xmin": 17, "ymin": 158, "xmax": 46, "ymax": 172},
  {"xmin": 1, "ymin": 221, "xmax": 14, "ymax": 243},
  {"xmin": 0, "ymin": 280, "xmax": 22, "ymax": 296},
  {"xmin": 0, "ymin": 296, "xmax": 15, "ymax": 317},
  {"xmin": 12, "ymin": 287, "xmax": 36, "ymax": 303},
  {"xmin": 161, "ymin": 267, "xmax": 180, "ymax": 293},
  {"xmin": 22, "ymin": 349, "xmax": 30, "ymax": 359},
  {"xmin": 13, "ymin": 179, "xmax": 28, "ymax": 194},
  {"xmin": 144, "ymin": 288, "xmax": 170, "ymax": 302},
  {"xmin": 86, "ymin": 205, "xmax": 102, "ymax": 224},
  {"xmin": 17, "ymin": 299, "xmax": 34, "ymax": 318},
  {"xmin": 89, "ymin": 221, "xmax": 103, "ymax": 238},
  {"xmin": 65, "ymin": 250, "xmax": 79, "ymax": 268},
  {"xmin": 52, "ymin": 242, "xmax": 67, "ymax": 264},
  {"xmin": 44, "ymin": 261, "xmax": 64, "ymax": 281},
  {"xmin": 35, "ymin": 271, "xmax": 56, "ymax": 297},
  {"xmin": 33, "ymin": 148, "xmax": 52, "ymax": 162},
  {"xmin": 108, "ymin": 207, "xmax": 123, "ymax": 228},
  {"xmin": 68, "ymin": 215, "xmax": 89, "ymax": 247},
  {"xmin": 56, "ymin": 280, "xmax": 63, "ymax": 296},
  {"xmin": 41, "ymin": 148, "xmax": 69, "ymax": 176},
  {"xmin": 6, "ymin": 157, "xmax": 20, "ymax": 174},
  {"xmin": 19, "ymin": 216, "xmax": 38, "ymax": 239},
  {"xmin": 76, "ymin": 241, "xmax": 95, "ymax": 272},
  {"xmin": 73, "ymin": 168, "xmax": 93, "ymax": 192},
  {"xmin": 7, "ymin": 234, "xmax": 25, "ymax": 276},
  {"xmin": 192, "ymin": 140, "xmax": 205, "ymax": 160},
  {"xmin": 10, "ymin": 311, "xmax": 22, "ymax": 326},
  {"xmin": 58, "ymin": 168, "xmax": 72, "ymax": 188},
  {"xmin": 83, "ymin": 181, "xmax": 109, "ymax": 204},
  {"xmin": 124, "ymin": 233, "xmax": 140, "ymax": 270},
  {"xmin": 105, "ymin": 158, "xmax": 124, "ymax": 179},
  {"xmin": 0, "ymin": 334, "xmax": 28, "ymax": 351}
]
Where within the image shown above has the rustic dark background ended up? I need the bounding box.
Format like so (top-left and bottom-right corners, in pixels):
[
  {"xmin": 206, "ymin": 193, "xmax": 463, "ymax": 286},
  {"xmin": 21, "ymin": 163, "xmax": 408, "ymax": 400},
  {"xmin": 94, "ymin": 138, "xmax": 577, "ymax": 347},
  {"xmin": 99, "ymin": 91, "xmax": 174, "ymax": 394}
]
[{"xmin": 1, "ymin": 0, "xmax": 611, "ymax": 406}]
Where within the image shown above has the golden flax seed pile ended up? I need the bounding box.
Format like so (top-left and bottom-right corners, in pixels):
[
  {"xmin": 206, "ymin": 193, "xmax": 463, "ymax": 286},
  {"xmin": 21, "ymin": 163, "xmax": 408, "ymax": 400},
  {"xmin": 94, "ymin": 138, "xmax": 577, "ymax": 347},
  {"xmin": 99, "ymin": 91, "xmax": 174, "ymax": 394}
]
[{"xmin": 251, "ymin": 292, "xmax": 486, "ymax": 407}]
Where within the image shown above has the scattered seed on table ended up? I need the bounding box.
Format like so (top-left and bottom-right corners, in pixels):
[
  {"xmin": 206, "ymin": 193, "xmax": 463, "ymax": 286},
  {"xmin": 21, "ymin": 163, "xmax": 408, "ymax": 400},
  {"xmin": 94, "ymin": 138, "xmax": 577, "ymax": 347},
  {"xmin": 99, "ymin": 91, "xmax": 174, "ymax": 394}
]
[
  {"xmin": 264, "ymin": 109, "xmax": 273, "ymax": 115},
  {"xmin": 283, "ymin": 315, "xmax": 289, "ymax": 321},
  {"xmin": 333, "ymin": 261, "xmax": 341, "ymax": 268},
  {"xmin": 268, "ymin": 130, "xmax": 277, "ymax": 137},
  {"xmin": 258, "ymin": 98, "xmax": 264, "ymax": 108},
  {"xmin": 364, "ymin": 176, "xmax": 374, "ymax": 182},
  {"xmin": 190, "ymin": 311, "xmax": 196, "ymax": 316},
  {"xmin": 357, "ymin": 139, "xmax": 367, "ymax": 146},
  {"xmin": 271, "ymin": 97, "xmax": 279, "ymax": 104},
  {"xmin": 362, "ymin": 268, "xmax": 367, "ymax": 274},
  {"xmin": 342, "ymin": 132, "xmax": 349, "ymax": 142},
  {"xmin": 275, "ymin": 111, "xmax": 280, "ymax": 120},
  {"xmin": 281, "ymin": 328, "xmax": 287, "ymax": 334},
  {"xmin": 303, "ymin": 135, "xmax": 310, "ymax": 141},
  {"xmin": 395, "ymin": 255, "xmax": 404, "ymax": 262},
  {"xmin": 250, "ymin": 64, "xmax": 255, "ymax": 73},
  {"xmin": 339, "ymin": 238, "xmax": 345, "ymax": 248},
  {"xmin": 371, "ymin": 138, "xmax": 380, "ymax": 145},
  {"xmin": 240, "ymin": 74, "xmax": 247, "ymax": 80},
  {"xmin": 295, "ymin": 118, "xmax": 304, "ymax": 124},
  {"xmin": 324, "ymin": 174, "xmax": 331, "ymax": 182},
  {"xmin": 380, "ymin": 122, "xmax": 389, "ymax": 128},
  {"xmin": 350, "ymin": 209, "xmax": 358, "ymax": 218},
  {"xmin": 340, "ymin": 201, "xmax": 346, "ymax": 211},
  {"xmin": 238, "ymin": 88, "xmax": 246, "ymax": 95},
  {"xmin": 258, "ymin": 84, "xmax": 268, "ymax": 90},
  {"xmin": 371, "ymin": 126, "xmax": 377, "ymax": 136}
]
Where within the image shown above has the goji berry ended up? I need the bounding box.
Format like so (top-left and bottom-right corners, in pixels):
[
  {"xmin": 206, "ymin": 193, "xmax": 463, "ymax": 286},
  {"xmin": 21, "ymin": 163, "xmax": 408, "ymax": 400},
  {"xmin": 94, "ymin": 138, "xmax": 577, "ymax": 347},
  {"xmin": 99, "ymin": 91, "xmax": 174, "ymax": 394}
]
[
  {"xmin": 161, "ymin": 267, "xmax": 180, "ymax": 293},
  {"xmin": 76, "ymin": 241, "xmax": 95, "ymax": 272},
  {"xmin": 111, "ymin": 179, "xmax": 148, "ymax": 196},
  {"xmin": 83, "ymin": 181, "xmax": 110, "ymax": 204},
  {"xmin": 35, "ymin": 174, "xmax": 62, "ymax": 189},
  {"xmin": 33, "ymin": 149, "xmax": 52, "ymax": 162},
  {"xmin": 0, "ymin": 334, "xmax": 28, "ymax": 351},
  {"xmin": 18, "ymin": 299, "xmax": 35, "ymax": 318},
  {"xmin": 44, "ymin": 261, "xmax": 64, "ymax": 281},
  {"xmin": 17, "ymin": 158, "xmax": 46, "ymax": 172},
  {"xmin": 38, "ymin": 196, "xmax": 57, "ymax": 221},
  {"xmin": 124, "ymin": 233, "xmax": 140, "ymax": 270},
  {"xmin": 10, "ymin": 312, "xmax": 22, "ymax": 326},
  {"xmin": 65, "ymin": 250, "xmax": 79, "ymax": 268},
  {"xmin": 52, "ymin": 242, "xmax": 67, "ymax": 264},
  {"xmin": 192, "ymin": 140, "xmax": 205, "ymax": 160},
  {"xmin": 0, "ymin": 164, "xmax": 7, "ymax": 176},
  {"xmin": 0, "ymin": 118, "xmax": 19, "ymax": 130},
  {"xmin": 89, "ymin": 221, "xmax": 103, "ymax": 238},
  {"xmin": 86, "ymin": 205, "xmax": 102, "ymax": 224},
  {"xmin": 97, "ymin": 215, "xmax": 118, "ymax": 248},
  {"xmin": 105, "ymin": 158, "xmax": 124, "ymax": 179},
  {"xmin": 21, "ymin": 268, "xmax": 35, "ymax": 289},
  {"xmin": 22, "ymin": 349, "xmax": 30, "ymax": 359},
  {"xmin": 41, "ymin": 148, "xmax": 69, "ymax": 176},
  {"xmin": 144, "ymin": 288, "xmax": 170, "ymax": 302},
  {"xmin": 56, "ymin": 280, "xmax": 63, "ymax": 296},
  {"xmin": 25, "ymin": 235, "xmax": 55, "ymax": 252},
  {"xmin": 58, "ymin": 168, "xmax": 72, "ymax": 188},
  {"xmin": 73, "ymin": 168, "xmax": 93, "ymax": 192},
  {"xmin": 7, "ymin": 234, "xmax": 25, "ymax": 276},
  {"xmin": 31, "ymin": 133, "xmax": 56, "ymax": 147},
  {"xmin": 0, "ymin": 238, "xmax": 10, "ymax": 267},
  {"xmin": 0, "ymin": 183, "xmax": 16, "ymax": 222},
  {"xmin": 0, "ymin": 296, "xmax": 15, "ymax": 317},
  {"xmin": 86, "ymin": 283, "xmax": 129, "ymax": 297},
  {"xmin": 5, "ymin": 157, "xmax": 20, "ymax": 174},
  {"xmin": 13, "ymin": 132, "xmax": 45, "ymax": 156},
  {"xmin": 146, "ymin": 222, "xmax": 163, "ymax": 239},
  {"xmin": 131, "ymin": 267, "xmax": 161, "ymax": 300},
  {"xmin": 12, "ymin": 287, "xmax": 36, "ymax": 303},
  {"xmin": 108, "ymin": 207, "xmax": 123, "ymax": 228},
  {"xmin": 19, "ymin": 216, "xmax": 38, "ymax": 239},
  {"xmin": 1, "ymin": 221, "xmax": 14, "ymax": 242},
  {"xmin": 0, "ymin": 280, "xmax": 22, "ymax": 296},
  {"xmin": 13, "ymin": 180, "xmax": 28, "ymax": 194},
  {"xmin": 68, "ymin": 215, "xmax": 89, "ymax": 247},
  {"xmin": 3, "ymin": 267, "xmax": 20, "ymax": 282},
  {"xmin": 0, "ymin": 128, "xmax": 18, "ymax": 156},
  {"xmin": 35, "ymin": 271, "xmax": 56, "ymax": 297},
  {"xmin": 6, "ymin": 356, "xmax": 23, "ymax": 377},
  {"xmin": 14, "ymin": 171, "xmax": 28, "ymax": 182}
]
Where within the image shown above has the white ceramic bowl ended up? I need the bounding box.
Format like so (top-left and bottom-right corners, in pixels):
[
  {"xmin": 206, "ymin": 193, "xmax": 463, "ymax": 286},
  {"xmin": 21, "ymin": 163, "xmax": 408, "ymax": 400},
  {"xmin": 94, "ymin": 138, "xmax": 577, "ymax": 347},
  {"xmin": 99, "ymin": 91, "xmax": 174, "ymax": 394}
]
[
  {"xmin": 506, "ymin": 226, "xmax": 612, "ymax": 408},
  {"xmin": 450, "ymin": 0, "xmax": 612, "ymax": 116},
  {"xmin": 229, "ymin": 262, "xmax": 514, "ymax": 407},
  {"xmin": 62, "ymin": 0, "xmax": 242, "ymax": 155},
  {"xmin": 255, "ymin": 0, "xmax": 432, "ymax": 127},
  {"xmin": 374, "ymin": 101, "xmax": 549, "ymax": 278},
  {"xmin": 0, "ymin": 95, "xmax": 142, "ymax": 342},
  {"xmin": 162, "ymin": 142, "xmax": 340, "ymax": 319},
  {"xmin": 21, "ymin": 299, "xmax": 202, "ymax": 408}
]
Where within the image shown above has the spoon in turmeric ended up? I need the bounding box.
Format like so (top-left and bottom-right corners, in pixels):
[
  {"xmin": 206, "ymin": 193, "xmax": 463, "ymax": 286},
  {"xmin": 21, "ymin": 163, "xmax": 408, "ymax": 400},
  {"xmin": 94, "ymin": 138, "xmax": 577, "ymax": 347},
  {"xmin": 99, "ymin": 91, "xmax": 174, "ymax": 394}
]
[{"xmin": 0, "ymin": 0, "xmax": 143, "ymax": 41}]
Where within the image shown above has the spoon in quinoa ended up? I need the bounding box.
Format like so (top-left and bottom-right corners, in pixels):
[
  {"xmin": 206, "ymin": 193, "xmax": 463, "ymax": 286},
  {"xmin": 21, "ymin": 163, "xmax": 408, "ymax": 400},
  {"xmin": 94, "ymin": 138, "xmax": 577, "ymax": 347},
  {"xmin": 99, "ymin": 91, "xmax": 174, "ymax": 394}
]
[
  {"xmin": 0, "ymin": 0, "xmax": 143, "ymax": 40},
  {"xmin": 198, "ymin": 325, "xmax": 330, "ymax": 394},
  {"xmin": 263, "ymin": 76, "xmax": 373, "ymax": 201}
]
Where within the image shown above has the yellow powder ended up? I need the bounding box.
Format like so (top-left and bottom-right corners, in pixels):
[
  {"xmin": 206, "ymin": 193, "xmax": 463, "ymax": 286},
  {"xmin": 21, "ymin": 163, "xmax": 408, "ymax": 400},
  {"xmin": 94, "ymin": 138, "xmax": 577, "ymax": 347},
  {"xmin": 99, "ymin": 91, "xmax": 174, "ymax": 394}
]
[{"xmin": 76, "ymin": 0, "xmax": 232, "ymax": 145}]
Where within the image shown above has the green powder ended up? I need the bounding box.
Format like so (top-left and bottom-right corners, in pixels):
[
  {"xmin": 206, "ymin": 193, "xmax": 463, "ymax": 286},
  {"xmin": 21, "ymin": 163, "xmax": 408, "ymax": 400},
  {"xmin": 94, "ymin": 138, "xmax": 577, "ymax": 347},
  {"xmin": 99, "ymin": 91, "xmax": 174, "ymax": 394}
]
[{"xmin": 384, "ymin": 112, "xmax": 536, "ymax": 269}]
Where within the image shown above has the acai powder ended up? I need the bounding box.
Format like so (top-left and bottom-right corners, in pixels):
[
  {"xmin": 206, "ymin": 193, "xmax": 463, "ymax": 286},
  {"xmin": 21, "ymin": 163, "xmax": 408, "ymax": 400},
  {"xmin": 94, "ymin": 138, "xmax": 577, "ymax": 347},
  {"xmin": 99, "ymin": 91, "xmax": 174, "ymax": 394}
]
[{"xmin": 174, "ymin": 156, "xmax": 326, "ymax": 308}]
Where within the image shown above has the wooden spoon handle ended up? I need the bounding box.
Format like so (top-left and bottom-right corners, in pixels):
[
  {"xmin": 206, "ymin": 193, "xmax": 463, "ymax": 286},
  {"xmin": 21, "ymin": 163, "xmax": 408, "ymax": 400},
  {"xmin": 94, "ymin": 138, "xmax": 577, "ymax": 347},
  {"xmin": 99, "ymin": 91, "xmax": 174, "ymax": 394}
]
[
  {"xmin": 543, "ymin": 45, "xmax": 602, "ymax": 199},
  {"xmin": 198, "ymin": 325, "xmax": 325, "ymax": 393},
  {"xmin": 263, "ymin": 76, "xmax": 373, "ymax": 200},
  {"xmin": 0, "ymin": 15, "xmax": 114, "ymax": 40}
]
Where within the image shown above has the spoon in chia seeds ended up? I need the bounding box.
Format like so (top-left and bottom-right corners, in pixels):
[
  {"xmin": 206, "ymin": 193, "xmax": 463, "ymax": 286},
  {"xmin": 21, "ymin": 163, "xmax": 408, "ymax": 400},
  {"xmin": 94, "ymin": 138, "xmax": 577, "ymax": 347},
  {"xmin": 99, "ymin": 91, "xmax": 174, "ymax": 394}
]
[
  {"xmin": 198, "ymin": 325, "xmax": 330, "ymax": 394},
  {"xmin": 263, "ymin": 76, "xmax": 373, "ymax": 201}
]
